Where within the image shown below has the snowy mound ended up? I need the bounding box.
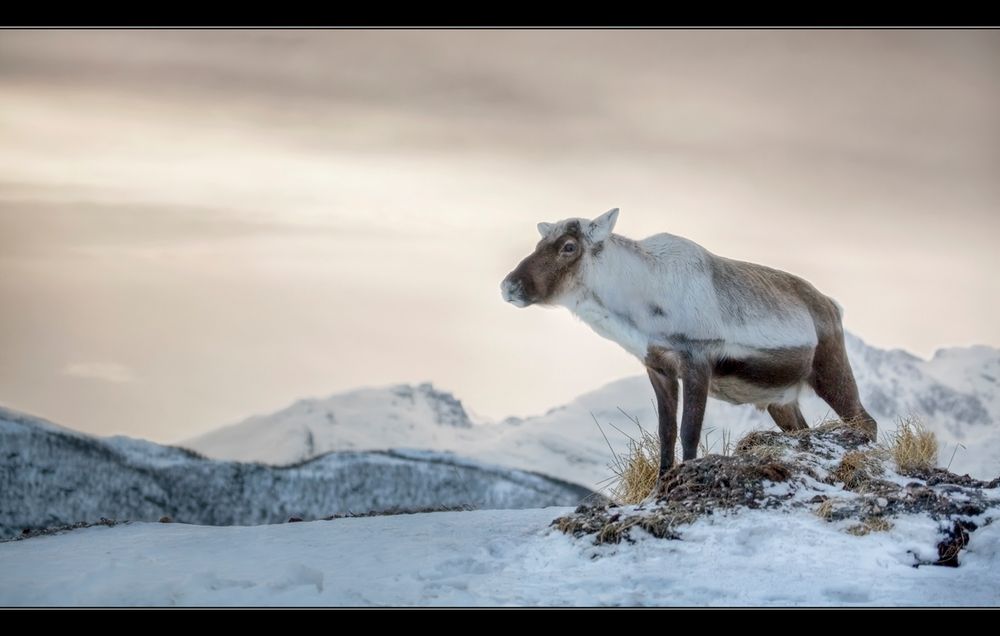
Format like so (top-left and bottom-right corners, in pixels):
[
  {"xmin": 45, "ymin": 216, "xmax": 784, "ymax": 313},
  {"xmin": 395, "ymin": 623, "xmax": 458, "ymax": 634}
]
[
  {"xmin": 185, "ymin": 333, "xmax": 1000, "ymax": 486},
  {"xmin": 0, "ymin": 408, "xmax": 594, "ymax": 540},
  {"xmin": 555, "ymin": 423, "xmax": 1000, "ymax": 569}
]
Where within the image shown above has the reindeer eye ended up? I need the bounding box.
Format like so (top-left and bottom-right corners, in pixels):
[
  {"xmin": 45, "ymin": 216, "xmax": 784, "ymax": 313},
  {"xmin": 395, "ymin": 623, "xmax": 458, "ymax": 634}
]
[{"xmin": 561, "ymin": 242, "xmax": 577, "ymax": 255}]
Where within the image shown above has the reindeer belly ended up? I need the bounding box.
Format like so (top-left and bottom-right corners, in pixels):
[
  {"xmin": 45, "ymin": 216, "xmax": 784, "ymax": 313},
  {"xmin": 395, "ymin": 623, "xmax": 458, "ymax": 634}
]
[
  {"xmin": 709, "ymin": 346, "xmax": 814, "ymax": 408},
  {"xmin": 709, "ymin": 377, "xmax": 804, "ymax": 407}
]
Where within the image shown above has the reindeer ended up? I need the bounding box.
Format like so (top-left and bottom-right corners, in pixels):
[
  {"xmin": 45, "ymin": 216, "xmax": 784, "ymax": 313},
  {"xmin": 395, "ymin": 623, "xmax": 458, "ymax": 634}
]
[{"xmin": 501, "ymin": 208, "xmax": 877, "ymax": 496}]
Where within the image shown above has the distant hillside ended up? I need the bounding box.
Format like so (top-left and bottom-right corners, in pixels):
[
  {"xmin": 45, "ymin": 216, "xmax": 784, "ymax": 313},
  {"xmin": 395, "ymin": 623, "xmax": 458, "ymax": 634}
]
[{"xmin": 0, "ymin": 408, "xmax": 593, "ymax": 540}]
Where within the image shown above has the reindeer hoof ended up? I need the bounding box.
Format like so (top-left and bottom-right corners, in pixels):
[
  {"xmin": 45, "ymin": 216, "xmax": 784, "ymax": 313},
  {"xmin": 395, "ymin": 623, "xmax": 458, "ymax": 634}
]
[{"xmin": 639, "ymin": 477, "xmax": 669, "ymax": 508}]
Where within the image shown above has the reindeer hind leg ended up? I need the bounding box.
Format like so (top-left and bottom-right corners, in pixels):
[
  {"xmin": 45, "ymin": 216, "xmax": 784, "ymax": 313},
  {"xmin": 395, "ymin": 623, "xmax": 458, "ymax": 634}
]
[
  {"xmin": 809, "ymin": 333, "xmax": 877, "ymax": 440},
  {"xmin": 767, "ymin": 402, "xmax": 808, "ymax": 433}
]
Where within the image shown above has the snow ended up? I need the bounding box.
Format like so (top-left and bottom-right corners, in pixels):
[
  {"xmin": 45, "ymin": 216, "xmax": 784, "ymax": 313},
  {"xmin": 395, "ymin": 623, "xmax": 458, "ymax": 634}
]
[
  {"xmin": 1, "ymin": 507, "xmax": 997, "ymax": 607},
  {"xmin": 185, "ymin": 333, "xmax": 1000, "ymax": 489}
]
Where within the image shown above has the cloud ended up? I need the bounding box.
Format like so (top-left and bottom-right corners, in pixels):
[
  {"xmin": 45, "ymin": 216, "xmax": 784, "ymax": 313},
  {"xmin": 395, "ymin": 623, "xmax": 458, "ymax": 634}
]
[
  {"xmin": 0, "ymin": 197, "xmax": 388, "ymax": 256},
  {"xmin": 61, "ymin": 362, "xmax": 136, "ymax": 384}
]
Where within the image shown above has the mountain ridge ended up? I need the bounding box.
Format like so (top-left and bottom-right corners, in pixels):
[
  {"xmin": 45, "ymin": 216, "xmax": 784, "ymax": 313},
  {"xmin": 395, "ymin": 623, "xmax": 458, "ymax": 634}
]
[{"xmin": 185, "ymin": 332, "xmax": 1000, "ymax": 485}]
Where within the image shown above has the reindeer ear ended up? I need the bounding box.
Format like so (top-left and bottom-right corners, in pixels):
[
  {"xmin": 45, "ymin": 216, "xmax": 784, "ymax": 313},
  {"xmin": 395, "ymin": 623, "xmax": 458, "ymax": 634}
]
[
  {"xmin": 587, "ymin": 208, "xmax": 619, "ymax": 242},
  {"xmin": 537, "ymin": 222, "xmax": 554, "ymax": 237}
]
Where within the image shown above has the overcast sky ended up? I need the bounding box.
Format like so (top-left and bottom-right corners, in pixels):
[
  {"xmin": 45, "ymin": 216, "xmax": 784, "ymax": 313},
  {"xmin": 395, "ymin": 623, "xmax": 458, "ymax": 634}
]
[{"xmin": 1, "ymin": 29, "xmax": 998, "ymax": 442}]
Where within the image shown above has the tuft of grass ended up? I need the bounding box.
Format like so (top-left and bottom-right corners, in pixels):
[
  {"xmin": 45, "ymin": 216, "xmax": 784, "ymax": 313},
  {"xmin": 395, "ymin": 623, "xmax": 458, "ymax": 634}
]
[
  {"xmin": 832, "ymin": 449, "xmax": 884, "ymax": 491},
  {"xmin": 610, "ymin": 426, "xmax": 660, "ymax": 505},
  {"xmin": 594, "ymin": 411, "xmax": 661, "ymax": 505},
  {"xmin": 636, "ymin": 507, "xmax": 698, "ymax": 539},
  {"xmin": 699, "ymin": 426, "xmax": 734, "ymax": 458},
  {"xmin": 734, "ymin": 430, "xmax": 786, "ymax": 461},
  {"xmin": 867, "ymin": 517, "xmax": 894, "ymax": 533},
  {"xmin": 884, "ymin": 416, "xmax": 938, "ymax": 475},
  {"xmin": 553, "ymin": 516, "xmax": 578, "ymax": 535},
  {"xmin": 596, "ymin": 518, "xmax": 640, "ymax": 544},
  {"xmin": 846, "ymin": 516, "xmax": 894, "ymax": 536},
  {"xmin": 815, "ymin": 498, "xmax": 836, "ymax": 520}
]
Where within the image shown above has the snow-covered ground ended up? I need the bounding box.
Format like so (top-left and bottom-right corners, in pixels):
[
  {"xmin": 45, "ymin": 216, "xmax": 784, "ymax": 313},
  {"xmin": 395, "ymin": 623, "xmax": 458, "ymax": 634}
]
[
  {"xmin": 186, "ymin": 333, "xmax": 1000, "ymax": 486},
  {"xmin": 1, "ymin": 507, "xmax": 998, "ymax": 606}
]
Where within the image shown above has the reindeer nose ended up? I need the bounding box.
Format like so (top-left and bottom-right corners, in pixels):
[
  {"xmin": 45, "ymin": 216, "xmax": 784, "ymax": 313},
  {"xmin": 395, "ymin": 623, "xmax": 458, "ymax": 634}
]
[
  {"xmin": 501, "ymin": 276, "xmax": 526, "ymax": 306},
  {"xmin": 500, "ymin": 277, "xmax": 516, "ymax": 301}
]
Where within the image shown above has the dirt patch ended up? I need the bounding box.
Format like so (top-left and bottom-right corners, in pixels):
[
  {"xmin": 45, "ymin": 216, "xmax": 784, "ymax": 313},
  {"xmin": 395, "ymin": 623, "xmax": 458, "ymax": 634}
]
[
  {"xmin": 5, "ymin": 517, "xmax": 126, "ymax": 543},
  {"xmin": 322, "ymin": 504, "xmax": 476, "ymax": 520},
  {"xmin": 555, "ymin": 503, "xmax": 697, "ymax": 544},
  {"xmin": 935, "ymin": 520, "xmax": 976, "ymax": 567},
  {"xmin": 554, "ymin": 448, "xmax": 799, "ymax": 545}
]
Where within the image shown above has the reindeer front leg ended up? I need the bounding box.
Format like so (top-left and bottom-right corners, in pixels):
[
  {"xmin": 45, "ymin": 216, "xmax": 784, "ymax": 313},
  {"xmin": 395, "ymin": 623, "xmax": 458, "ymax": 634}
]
[
  {"xmin": 647, "ymin": 365, "xmax": 678, "ymax": 479},
  {"xmin": 679, "ymin": 361, "xmax": 711, "ymax": 461}
]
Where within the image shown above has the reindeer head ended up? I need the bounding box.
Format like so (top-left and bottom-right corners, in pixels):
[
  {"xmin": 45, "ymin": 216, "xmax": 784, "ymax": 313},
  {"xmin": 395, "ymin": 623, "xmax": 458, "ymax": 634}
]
[{"xmin": 501, "ymin": 208, "xmax": 619, "ymax": 307}]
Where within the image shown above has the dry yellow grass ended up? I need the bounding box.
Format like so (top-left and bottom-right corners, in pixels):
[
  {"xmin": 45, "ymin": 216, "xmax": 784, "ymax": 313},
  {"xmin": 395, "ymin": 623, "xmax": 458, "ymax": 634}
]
[
  {"xmin": 734, "ymin": 430, "xmax": 786, "ymax": 461},
  {"xmin": 884, "ymin": 416, "xmax": 938, "ymax": 475},
  {"xmin": 832, "ymin": 449, "xmax": 885, "ymax": 490},
  {"xmin": 605, "ymin": 424, "xmax": 660, "ymax": 505},
  {"xmin": 815, "ymin": 498, "xmax": 836, "ymax": 520},
  {"xmin": 846, "ymin": 516, "xmax": 894, "ymax": 536}
]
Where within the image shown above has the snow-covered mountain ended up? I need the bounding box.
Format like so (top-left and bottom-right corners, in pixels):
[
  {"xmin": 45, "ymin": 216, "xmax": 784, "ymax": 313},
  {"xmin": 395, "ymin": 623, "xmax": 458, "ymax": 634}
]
[
  {"xmin": 186, "ymin": 334, "xmax": 1000, "ymax": 486},
  {"xmin": 190, "ymin": 383, "xmax": 487, "ymax": 466},
  {"xmin": 0, "ymin": 408, "xmax": 594, "ymax": 540}
]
